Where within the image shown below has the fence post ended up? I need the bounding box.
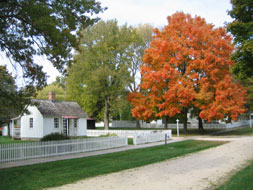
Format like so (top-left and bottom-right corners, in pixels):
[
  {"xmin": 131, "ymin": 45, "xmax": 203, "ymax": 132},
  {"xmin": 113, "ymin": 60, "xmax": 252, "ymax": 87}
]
[
  {"xmin": 20, "ymin": 145, "xmax": 24, "ymax": 160},
  {"xmin": 165, "ymin": 134, "xmax": 167, "ymax": 145},
  {"xmin": 133, "ymin": 133, "xmax": 137, "ymax": 145}
]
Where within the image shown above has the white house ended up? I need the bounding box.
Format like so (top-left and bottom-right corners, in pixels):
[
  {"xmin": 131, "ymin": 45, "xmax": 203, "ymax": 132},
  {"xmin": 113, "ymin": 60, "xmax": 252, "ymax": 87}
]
[{"xmin": 8, "ymin": 92, "xmax": 88, "ymax": 140}]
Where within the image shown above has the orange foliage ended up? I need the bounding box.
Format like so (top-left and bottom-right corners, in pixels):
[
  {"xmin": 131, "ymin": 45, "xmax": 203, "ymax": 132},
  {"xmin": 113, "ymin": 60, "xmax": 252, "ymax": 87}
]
[{"xmin": 127, "ymin": 12, "xmax": 247, "ymax": 122}]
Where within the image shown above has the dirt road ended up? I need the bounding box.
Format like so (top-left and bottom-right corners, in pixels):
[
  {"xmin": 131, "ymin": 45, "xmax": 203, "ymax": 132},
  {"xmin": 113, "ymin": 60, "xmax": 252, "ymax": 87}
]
[{"xmin": 49, "ymin": 137, "xmax": 253, "ymax": 190}]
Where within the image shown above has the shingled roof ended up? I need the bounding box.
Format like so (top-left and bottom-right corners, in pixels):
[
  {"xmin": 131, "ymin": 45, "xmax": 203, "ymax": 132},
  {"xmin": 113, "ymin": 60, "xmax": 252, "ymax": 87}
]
[{"xmin": 31, "ymin": 99, "xmax": 88, "ymax": 118}]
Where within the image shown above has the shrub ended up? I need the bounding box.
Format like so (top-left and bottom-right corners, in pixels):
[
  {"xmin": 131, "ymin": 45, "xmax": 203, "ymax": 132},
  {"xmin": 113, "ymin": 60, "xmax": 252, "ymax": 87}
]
[
  {"xmin": 41, "ymin": 133, "xmax": 70, "ymax": 141},
  {"xmin": 99, "ymin": 133, "xmax": 117, "ymax": 137}
]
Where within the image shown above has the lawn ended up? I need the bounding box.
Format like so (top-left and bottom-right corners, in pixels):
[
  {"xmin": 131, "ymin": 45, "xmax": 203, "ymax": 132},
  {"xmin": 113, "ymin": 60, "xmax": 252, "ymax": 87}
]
[
  {"xmin": 217, "ymin": 161, "xmax": 253, "ymax": 190},
  {"xmin": 0, "ymin": 136, "xmax": 94, "ymax": 145},
  {"xmin": 128, "ymin": 138, "xmax": 134, "ymax": 145},
  {"xmin": 215, "ymin": 127, "xmax": 253, "ymax": 136},
  {"xmin": 0, "ymin": 140, "xmax": 226, "ymax": 190},
  {"xmin": 0, "ymin": 136, "xmax": 33, "ymax": 144}
]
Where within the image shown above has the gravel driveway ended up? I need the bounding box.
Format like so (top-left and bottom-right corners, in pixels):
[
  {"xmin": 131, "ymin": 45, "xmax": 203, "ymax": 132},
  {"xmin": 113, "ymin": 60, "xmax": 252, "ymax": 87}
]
[{"xmin": 49, "ymin": 136, "xmax": 253, "ymax": 190}]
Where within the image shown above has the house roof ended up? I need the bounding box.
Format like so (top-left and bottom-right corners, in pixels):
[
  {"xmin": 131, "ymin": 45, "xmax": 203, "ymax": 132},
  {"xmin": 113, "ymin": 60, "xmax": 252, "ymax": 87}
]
[{"xmin": 31, "ymin": 99, "xmax": 88, "ymax": 118}]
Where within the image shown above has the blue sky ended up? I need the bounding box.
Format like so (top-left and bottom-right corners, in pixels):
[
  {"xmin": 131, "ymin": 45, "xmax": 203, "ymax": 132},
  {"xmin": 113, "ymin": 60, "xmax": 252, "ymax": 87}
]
[{"xmin": 1, "ymin": 0, "xmax": 233, "ymax": 85}]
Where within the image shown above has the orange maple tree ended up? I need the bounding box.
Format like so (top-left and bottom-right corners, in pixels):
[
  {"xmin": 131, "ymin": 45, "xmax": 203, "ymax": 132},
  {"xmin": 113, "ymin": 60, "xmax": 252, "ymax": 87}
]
[{"xmin": 127, "ymin": 12, "xmax": 247, "ymax": 132}]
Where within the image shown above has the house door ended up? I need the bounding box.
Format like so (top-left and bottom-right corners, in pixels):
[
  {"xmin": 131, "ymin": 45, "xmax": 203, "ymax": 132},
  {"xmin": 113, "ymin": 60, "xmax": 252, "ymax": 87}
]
[{"xmin": 63, "ymin": 118, "xmax": 69, "ymax": 136}]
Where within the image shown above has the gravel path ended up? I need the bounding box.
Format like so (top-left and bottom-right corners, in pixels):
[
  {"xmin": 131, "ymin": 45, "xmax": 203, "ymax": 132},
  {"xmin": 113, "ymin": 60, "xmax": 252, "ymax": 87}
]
[{"xmin": 49, "ymin": 137, "xmax": 253, "ymax": 190}]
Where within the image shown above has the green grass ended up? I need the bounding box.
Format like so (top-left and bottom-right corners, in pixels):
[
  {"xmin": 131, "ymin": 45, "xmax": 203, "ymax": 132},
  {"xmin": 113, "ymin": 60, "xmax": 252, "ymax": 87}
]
[
  {"xmin": 215, "ymin": 127, "xmax": 253, "ymax": 136},
  {"xmin": 170, "ymin": 128, "xmax": 221, "ymax": 136},
  {"xmin": 0, "ymin": 136, "xmax": 33, "ymax": 144},
  {"xmin": 217, "ymin": 161, "xmax": 253, "ymax": 190},
  {"xmin": 0, "ymin": 136, "xmax": 105, "ymax": 144},
  {"xmin": 128, "ymin": 138, "xmax": 134, "ymax": 145},
  {"xmin": 0, "ymin": 140, "xmax": 225, "ymax": 190}
]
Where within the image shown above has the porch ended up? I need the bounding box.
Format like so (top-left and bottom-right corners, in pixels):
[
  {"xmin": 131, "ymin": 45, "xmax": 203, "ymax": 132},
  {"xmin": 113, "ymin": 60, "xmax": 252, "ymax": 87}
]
[
  {"xmin": 62, "ymin": 116, "xmax": 78, "ymax": 136},
  {"xmin": 12, "ymin": 118, "xmax": 21, "ymax": 139},
  {"xmin": 13, "ymin": 128, "xmax": 21, "ymax": 139}
]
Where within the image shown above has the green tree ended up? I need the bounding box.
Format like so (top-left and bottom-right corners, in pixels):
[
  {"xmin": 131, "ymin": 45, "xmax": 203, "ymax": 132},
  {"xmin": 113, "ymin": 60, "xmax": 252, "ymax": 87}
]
[
  {"xmin": 128, "ymin": 24, "xmax": 154, "ymax": 92},
  {"xmin": 36, "ymin": 83, "xmax": 66, "ymax": 101},
  {"xmin": 227, "ymin": 0, "xmax": 253, "ymax": 110},
  {"xmin": 53, "ymin": 76, "xmax": 67, "ymax": 91},
  {"xmin": 129, "ymin": 24, "xmax": 154, "ymax": 128},
  {"xmin": 0, "ymin": 66, "xmax": 31, "ymax": 136},
  {"xmin": 227, "ymin": 0, "xmax": 253, "ymax": 80},
  {"xmin": 0, "ymin": 0, "xmax": 105, "ymax": 89},
  {"xmin": 67, "ymin": 20, "xmax": 139, "ymax": 129}
]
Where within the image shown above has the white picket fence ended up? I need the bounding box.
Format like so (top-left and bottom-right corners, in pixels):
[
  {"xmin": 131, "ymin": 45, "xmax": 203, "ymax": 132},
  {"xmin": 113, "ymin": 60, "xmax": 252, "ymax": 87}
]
[
  {"xmin": 0, "ymin": 137, "xmax": 128, "ymax": 163},
  {"xmin": 87, "ymin": 129, "xmax": 172, "ymax": 137},
  {"xmin": 133, "ymin": 133, "xmax": 171, "ymax": 145},
  {"xmin": 87, "ymin": 130, "xmax": 172, "ymax": 145},
  {"xmin": 112, "ymin": 120, "xmax": 252, "ymax": 129}
]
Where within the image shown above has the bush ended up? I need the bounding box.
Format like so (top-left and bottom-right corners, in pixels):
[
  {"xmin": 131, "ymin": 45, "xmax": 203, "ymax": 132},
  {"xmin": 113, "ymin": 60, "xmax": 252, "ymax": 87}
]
[
  {"xmin": 41, "ymin": 133, "xmax": 70, "ymax": 141},
  {"xmin": 99, "ymin": 133, "xmax": 117, "ymax": 137}
]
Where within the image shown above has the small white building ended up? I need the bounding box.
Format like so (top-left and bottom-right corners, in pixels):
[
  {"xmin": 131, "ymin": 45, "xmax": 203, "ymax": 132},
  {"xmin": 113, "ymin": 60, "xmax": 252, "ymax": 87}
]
[{"xmin": 8, "ymin": 92, "xmax": 88, "ymax": 140}]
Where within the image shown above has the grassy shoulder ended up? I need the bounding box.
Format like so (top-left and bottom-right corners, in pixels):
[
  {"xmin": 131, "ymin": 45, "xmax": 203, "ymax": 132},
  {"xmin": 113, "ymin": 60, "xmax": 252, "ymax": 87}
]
[
  {"xmin": 0, "ymin": 136, "xmax": 34, "ymax": 144},
  {"xmin": 215, "ymin": 127, "xmax": 253, "ymax": 136},
  {"xmin": 0, "ymin": 136, "xmax": 94, "ymax": 145},
  {"xmin": 0, "ymin": 140, "xmax": 225, "ymax": 190},
  {"xmin": 216, "ymin": 161, "xmax": 253, "ymax": 190}
]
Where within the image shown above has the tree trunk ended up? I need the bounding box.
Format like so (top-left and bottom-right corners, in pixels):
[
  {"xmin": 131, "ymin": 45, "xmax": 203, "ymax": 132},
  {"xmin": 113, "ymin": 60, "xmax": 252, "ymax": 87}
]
[
  {"xmin": 183, "ymin": 107, "xmax": 188, "ymax": 133},
  {"xmin": 7, "ymin": 121, "xmax": 11, "ymax": 137},
  {"xmin": 104, "ymin": 98, "xmax": 109, "ymax": 130},
  {"xmin": 198, "ymin": 116, "xmax": 204, "ymax": 132},
  {"xmin": 136, "ymin": 120, "xmax": 140, "ymax": 129},
  {"xmin": 164, "ymin": 118, "xmax": 168, "ymax": 129}
]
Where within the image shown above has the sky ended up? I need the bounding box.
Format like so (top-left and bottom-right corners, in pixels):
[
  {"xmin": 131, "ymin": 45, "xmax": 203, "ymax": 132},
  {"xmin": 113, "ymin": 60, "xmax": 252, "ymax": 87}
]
[{"xmin": 1, "ymin": 0, "xmax": 233, "ymax": 85}]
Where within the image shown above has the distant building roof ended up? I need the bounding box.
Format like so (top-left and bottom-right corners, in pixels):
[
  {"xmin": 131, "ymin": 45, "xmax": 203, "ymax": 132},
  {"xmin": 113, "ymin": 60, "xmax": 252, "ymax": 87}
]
[{"xmin": 31, "ymin": 99, "xmax": 88, "ymax": 118}]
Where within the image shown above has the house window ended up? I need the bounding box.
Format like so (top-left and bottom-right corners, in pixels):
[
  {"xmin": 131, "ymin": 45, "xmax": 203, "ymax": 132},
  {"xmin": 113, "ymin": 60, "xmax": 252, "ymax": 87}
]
[
  {"xmin": 74, "ymin": 119, "xmax": 78, "ymax": 128},
  {"xmin": 54, "ymin": 118, "xmax": 59, "ymax": 128},
  {"xmin": 29, "ymin": 118, "xmax": 33, "ymax": 128}
]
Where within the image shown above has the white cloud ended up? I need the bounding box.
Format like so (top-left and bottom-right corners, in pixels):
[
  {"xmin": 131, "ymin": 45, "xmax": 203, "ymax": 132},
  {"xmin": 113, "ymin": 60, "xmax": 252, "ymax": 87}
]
[{"xmin": 98, "ymin": 0, "xmax": 233, "ymax": 27}]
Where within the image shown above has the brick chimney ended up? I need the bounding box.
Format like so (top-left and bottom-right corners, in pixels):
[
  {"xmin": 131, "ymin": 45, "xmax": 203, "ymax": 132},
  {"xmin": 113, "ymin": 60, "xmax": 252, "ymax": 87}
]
[{"xmin": 48, "ymin": 91, "xmax": 56, "ymax": 101}]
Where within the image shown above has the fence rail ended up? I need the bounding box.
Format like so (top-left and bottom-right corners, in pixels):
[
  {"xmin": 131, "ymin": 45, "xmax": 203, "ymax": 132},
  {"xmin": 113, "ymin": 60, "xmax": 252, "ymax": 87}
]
[{"xmin": 0, "ymin": 137, "xmax": 127, "ymax": 163}]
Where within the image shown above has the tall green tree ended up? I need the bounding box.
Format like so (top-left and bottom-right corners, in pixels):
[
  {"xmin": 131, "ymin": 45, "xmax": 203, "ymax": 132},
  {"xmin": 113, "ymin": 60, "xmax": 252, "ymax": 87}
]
[
  {"xmin": 0, "ymin": 66, "xmax": 31, "ymax": 136},
  {"xmin": 127, "ymin": 24, "xmax": 154, "ymax": 128},
  {"xmin": 0, "ymin": 0, "xmax": 105, "ymax": 89},
  {"xmin": 53, "ymin": 76, "xmax": 67, "ymax": 91},
  {"xmin": 67, "ymin": 20, "xmax": 139, "ymax": 129},
  {"xmin": 128, "ymin": 24, "xmax": 154, "ymax": 92},
  {"xmin": 227, "ymin": 0, "xmax": 253, "ymax": 110},
  {"xmin": 227, "ymin": 0, "xmax": 253, "ymax": 80},
  {"xmin": 36, "ymin": 83, "xmax": 67, "ymax": 101}
]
